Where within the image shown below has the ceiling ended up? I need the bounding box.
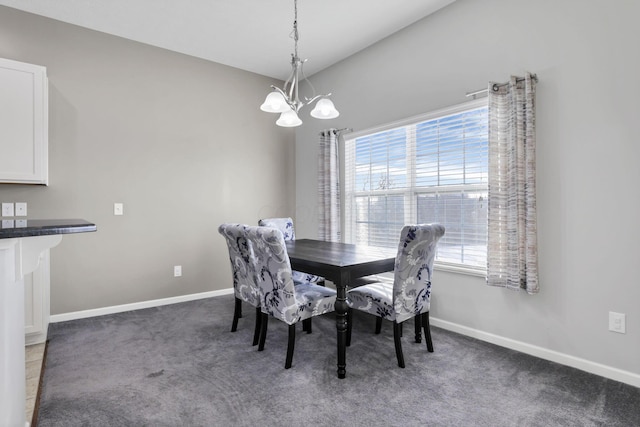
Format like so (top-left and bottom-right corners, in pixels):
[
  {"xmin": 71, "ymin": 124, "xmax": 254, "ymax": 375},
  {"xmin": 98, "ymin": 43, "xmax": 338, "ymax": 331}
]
[{"xmin": 0, "ymin": 0, "xmax": 455, "ymax": 80}]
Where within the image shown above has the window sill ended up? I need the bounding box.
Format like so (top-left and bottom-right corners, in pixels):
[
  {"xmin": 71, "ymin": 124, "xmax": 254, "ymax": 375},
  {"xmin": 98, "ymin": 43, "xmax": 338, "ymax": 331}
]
[{"xmin": 434, "ymin": 262, "xmax": 487, "ymax": 278}]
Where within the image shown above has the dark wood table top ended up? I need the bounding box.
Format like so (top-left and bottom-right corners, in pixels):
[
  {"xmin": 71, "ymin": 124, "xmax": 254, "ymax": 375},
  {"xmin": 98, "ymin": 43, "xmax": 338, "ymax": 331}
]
[{"xmin": 285, "ymin": 239, "xmax": 396, "ymax": 285}]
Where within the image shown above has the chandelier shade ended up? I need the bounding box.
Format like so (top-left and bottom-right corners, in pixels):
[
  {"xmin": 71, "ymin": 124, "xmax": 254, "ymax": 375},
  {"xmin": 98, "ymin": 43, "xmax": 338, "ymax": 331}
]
[
  {"xmin": 310, "ymin": 98, "xmax": 339, "ymax": 119},
  {"xmin": 260, "ymin": 0, "xmax": 339, "ymax": 127},
  {"xmin": 276, "ymin": 110, "xmax": 303, "ymax": 127},
  {"xmin": 260, "ymin": 91, "xmax": 290, "ymax": 113}
]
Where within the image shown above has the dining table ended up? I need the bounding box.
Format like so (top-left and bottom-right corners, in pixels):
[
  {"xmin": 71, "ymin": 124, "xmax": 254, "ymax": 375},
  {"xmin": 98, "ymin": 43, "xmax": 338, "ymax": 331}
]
[{"xmin": 285, "ymin": 238, "xmax": 396, "ymax": 378}]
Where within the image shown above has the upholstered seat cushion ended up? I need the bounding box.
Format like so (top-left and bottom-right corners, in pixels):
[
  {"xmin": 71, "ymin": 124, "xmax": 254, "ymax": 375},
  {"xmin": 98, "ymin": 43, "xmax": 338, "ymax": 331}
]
[
  {"xmin": 262, "ymin": 281, "xmax": 336, "ymax": 325},
  {"xmin": 347, "ymin": 282, "xmax": 395, "ymax": 321},
  {"xmin": 292, "ymin": 271, "xmax": 323, "ymax": 285},
  {"xmin": 348, "ymin": 277, "xmax": 432, "ymax": 324}
]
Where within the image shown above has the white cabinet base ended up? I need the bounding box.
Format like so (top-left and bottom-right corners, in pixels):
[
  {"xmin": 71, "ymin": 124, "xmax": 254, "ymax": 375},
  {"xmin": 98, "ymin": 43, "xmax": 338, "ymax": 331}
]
[
  {"xmin": 1, "ymin": 236, "xmax": 61, "ymax": 427},
  {"xmin": 25, "ymin": 250, "xmax": 50, "ymax": 345}
]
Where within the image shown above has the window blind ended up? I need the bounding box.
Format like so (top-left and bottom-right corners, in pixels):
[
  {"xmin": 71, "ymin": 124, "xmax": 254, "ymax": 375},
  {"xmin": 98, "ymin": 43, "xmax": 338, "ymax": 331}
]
[{"xmin": 344, "ymin": 99, "xmax": 488, "ymax": 272}]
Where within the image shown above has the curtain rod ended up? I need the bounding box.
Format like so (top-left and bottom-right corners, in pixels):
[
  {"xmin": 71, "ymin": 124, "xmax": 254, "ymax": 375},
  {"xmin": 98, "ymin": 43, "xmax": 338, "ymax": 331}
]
[
  {"xmin": 465, "ymin": 74, "xmax": 538, "ymax": 98},
  {"xmin": 319, "ymin": 127, "xmax": 353, "ymax": 136}
]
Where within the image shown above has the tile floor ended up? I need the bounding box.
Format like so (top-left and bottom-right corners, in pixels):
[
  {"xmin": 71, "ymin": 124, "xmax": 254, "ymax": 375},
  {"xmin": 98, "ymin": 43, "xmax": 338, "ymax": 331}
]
[{"xmin": 26, "ymin": 342, "xmax": 46, "ymax": 426}]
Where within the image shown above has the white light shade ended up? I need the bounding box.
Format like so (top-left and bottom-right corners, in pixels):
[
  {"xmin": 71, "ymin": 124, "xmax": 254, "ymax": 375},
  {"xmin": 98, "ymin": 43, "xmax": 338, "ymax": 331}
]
[
  {"xmin": 276, "ymin": 109, "xmax": 302, "ymax": 127},
  {"xmin": 310, "ymin": 98, "xmax": 339, "ymax": 119},
  {"xmin": 260, "ymin": 91, "xmax": 290, "ymax": 113}
]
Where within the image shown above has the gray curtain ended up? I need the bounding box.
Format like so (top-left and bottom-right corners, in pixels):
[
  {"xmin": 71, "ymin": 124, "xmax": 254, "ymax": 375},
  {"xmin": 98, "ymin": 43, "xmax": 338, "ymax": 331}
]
[
  {"xmin": 318, "ymin": 129, "xmax": 341, "ymax": 242},
  {"xmin": 487, "ymin": 73, "xmax": 539, "ymax": 294}
]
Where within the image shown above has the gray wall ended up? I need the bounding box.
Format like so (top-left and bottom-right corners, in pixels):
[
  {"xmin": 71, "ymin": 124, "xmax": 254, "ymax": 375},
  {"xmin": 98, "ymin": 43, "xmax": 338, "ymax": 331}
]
[
  {"xmin": 295, "ymin": 0, "xmax": 640, "ymax": 375},
  {"xmin": 0, "ymin": 6, "xmax": 295, "ymax": 314}
]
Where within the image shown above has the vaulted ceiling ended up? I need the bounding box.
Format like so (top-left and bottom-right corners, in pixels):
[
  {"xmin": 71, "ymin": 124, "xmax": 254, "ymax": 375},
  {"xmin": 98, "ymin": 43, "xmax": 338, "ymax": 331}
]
[{"xmin": 0, "ymin": 0, "xmax": 455, "ymax": 80}]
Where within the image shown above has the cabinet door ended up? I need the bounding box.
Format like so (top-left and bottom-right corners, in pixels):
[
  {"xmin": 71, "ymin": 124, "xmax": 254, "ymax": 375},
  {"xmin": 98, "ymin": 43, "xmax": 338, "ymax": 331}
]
[{"xmin": 0, "ymin": 57, "xmax": 48, "ymax": 184}]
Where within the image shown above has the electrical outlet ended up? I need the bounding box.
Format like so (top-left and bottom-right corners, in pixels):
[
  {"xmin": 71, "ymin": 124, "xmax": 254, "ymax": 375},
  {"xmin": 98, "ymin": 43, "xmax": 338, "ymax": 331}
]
[
  {"xmin": 609, "ymin": 312, "xmax": 626, "ymax": 334},
  {"xmin": 2, "ymin": 203, "xmax": 14, "ymax": 217},
  {"xmin": 15, "ymin": 202, "xmax": 27, "ymax": 216},
  {"xmin": 114, "ymin": 203, "xmax": 124, "ymax": 216},
  {"xmin": 174, "ymin": 265, "xmax": 182, "ymax": 277}
]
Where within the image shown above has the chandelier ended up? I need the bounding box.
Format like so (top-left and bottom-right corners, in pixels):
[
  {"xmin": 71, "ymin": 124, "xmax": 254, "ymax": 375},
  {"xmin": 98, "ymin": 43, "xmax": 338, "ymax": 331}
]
[{"xmin": 260, "ymin": 0, "xmax": 339, "ymax": 127}]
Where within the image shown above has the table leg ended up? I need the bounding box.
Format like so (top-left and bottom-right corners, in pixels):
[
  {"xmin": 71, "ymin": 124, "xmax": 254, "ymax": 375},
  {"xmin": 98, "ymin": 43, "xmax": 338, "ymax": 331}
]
[{"xmin": 335, "ymin": 271, "xmax": 350, "ymax": 379}]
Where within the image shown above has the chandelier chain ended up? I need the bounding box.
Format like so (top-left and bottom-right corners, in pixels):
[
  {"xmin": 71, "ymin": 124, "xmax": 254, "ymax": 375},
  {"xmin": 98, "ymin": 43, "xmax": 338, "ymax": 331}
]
[{"xmin": 291, "ymin": 0, "xmax": 299, "ymax": 58}]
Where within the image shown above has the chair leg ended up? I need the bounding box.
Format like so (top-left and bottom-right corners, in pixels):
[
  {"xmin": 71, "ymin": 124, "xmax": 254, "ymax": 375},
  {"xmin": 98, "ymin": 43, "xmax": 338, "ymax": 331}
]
[
  {"xmin": 422, "ymin": 312, "xmax": 434, "ymax": 352},
  {"xmin": 414, "ymin": 315, "xmax": 422, "ymax": 343},
  {"xmin": 346, "ymin": 308, "xmax": 353, "ymax": 347},
  {"xmin": 285, "ymin": 324, "xmax": 296, "ymax": 369},
  {"xmin": 393, "ymin": 321, "xmax": 405, "ymax": 368},
  {"xmin": 375, "ymin": 316, "xmax": 382, "ymax": 334},
  {"xmin": 231, "ymin": 297, "xmax": 242, "ymax": 332},
  {"xmin": 258, "ymin": 313, "xmax": 268, "ymax": 351},
  {"xmin": 252, "ymin": 307, "xmax": 262, "ymax": 346},
  {"xmin": 302, "ymin": 318, "xmax": 312, "ymax": 334}
]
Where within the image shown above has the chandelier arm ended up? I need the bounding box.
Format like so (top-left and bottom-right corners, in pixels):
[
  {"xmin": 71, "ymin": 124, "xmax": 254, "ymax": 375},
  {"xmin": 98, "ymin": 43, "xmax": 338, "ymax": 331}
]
[
  {"xmin": 304, "ymin": 94, "xmax": 329, "ymax": 104},
  {"xmin": 282, "ymin": 68, "xmax": 294, "ymax": 95},
  {"xmin": 298, "ymin": 58, "xmax": 317, "ymax": 101},
  {"xmin": 272, "ymin": 86, "xmax": 297, "ymax": 111}
]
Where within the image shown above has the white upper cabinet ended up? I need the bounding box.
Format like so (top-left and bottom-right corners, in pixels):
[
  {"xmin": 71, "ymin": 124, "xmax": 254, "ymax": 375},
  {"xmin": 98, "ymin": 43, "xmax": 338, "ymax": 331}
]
[{"xmin": 0, "ymin": 58, "xmax": 48, "ymax": 185}]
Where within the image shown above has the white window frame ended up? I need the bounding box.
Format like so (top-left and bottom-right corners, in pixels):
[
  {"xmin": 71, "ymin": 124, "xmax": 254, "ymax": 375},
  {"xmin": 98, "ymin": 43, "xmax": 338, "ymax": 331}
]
[{"xmin": 343, "ymin": 98, "xmax": 488, "ymax": 277}]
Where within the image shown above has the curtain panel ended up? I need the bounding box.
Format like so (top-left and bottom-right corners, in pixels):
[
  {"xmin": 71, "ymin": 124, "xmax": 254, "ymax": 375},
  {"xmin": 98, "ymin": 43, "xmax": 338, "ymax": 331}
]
[
  {"xmin": 318, "ymin": 129, "xmax": 341, "ymax": 242},
  {"xmin": 487, "ymin": 73, "xmax": 539, "ymax": 294}
]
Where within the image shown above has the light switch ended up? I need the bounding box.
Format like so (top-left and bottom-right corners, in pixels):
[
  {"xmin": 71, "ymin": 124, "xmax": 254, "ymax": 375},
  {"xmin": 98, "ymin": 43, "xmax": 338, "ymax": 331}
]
[
  {"xmin": 15, "ymin": 202, "xmax": 27, "ymax": 216},
  {"xmin": 114, "ymin": 203, "xmax": 124, "ymax": 216},
  {"xmin": 1, "ymin": 203, "xmax": 14, "ymax": 217},
  {"xmin": 609, "ymin": 312, "xmax": 626, "ymax": 334}
]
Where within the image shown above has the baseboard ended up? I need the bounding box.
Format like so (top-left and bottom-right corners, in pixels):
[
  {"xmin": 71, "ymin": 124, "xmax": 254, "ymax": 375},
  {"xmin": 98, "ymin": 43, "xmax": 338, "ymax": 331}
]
[
  {"xmin": 50, "ymin": 288, "xmax": 234, "ymax": 323},
  {"xmin": 430, "ymin": 317, "xmax": 640, "ymax": 388}
]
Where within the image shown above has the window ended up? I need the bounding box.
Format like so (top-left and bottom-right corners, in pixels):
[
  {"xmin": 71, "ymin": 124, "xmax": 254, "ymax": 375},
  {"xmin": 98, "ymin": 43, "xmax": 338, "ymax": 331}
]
[{"xmin": 344, "ymin": 99, "xmax": 488, "ymax": 274}]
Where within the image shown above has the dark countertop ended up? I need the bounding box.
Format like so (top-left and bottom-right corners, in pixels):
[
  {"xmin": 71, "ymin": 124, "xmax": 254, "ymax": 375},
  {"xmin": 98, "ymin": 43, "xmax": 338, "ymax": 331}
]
[{"xmin": 0, "ymin": 219, "xmax": 96, "ymax": 239}]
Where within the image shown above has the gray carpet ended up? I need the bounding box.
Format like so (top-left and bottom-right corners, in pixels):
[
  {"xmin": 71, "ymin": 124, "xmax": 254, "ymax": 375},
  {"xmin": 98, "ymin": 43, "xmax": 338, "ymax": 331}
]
[{"xmin": 38, "ymin": 294, "xmax": 640, "ymax": 426}]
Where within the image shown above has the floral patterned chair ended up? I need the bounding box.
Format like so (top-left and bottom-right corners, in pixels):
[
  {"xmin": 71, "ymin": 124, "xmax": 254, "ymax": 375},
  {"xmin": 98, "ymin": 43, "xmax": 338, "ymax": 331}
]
[
  {"xmin": 218, "ymin": 223, "xmax": 262, "ymax": 346},
  {"xmin": 346, "ymin": 224, "xmax": 445, "ymax": 368},
  {"xmin": 258, "ymin": 217, "xmax": 325, "ymax": 287},
  {"xmin": 245, "ymin": 225, "xmax": 337, "ymax": 369}
]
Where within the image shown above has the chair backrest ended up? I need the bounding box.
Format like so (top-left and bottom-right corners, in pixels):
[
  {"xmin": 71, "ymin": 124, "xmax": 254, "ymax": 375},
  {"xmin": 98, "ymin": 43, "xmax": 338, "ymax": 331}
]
[
  {"xmin": 393, "ymin": 224, "xmax": 445, "ymax": 323},
  {"xmin": 244, "ymin": 225, "xmax": 304, "ymax": 325},
  {"xmin": 258, "ymin": 217, "xmax": 295, "ymax": 241},
  {"xmin": 218, "ymin": 223, "xmax": 260, "ymax": 307}
]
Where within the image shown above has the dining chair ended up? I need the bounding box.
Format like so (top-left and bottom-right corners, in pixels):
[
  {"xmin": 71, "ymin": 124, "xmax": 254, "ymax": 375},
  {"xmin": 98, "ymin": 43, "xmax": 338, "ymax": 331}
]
[
  {"xmin": 218, "ymin": 223, "xmax": 262, "ymax": 346},
  {"xmin": 346, "ymin": 224, "xmax": 445, "ymax": 368},
  {"xmin": 258, "ymin": 217, "xmax": 325, "ymax": 287},
  {"xmin": 244, "ymin": 225, "xmax": 337, "ymax": 369}
]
